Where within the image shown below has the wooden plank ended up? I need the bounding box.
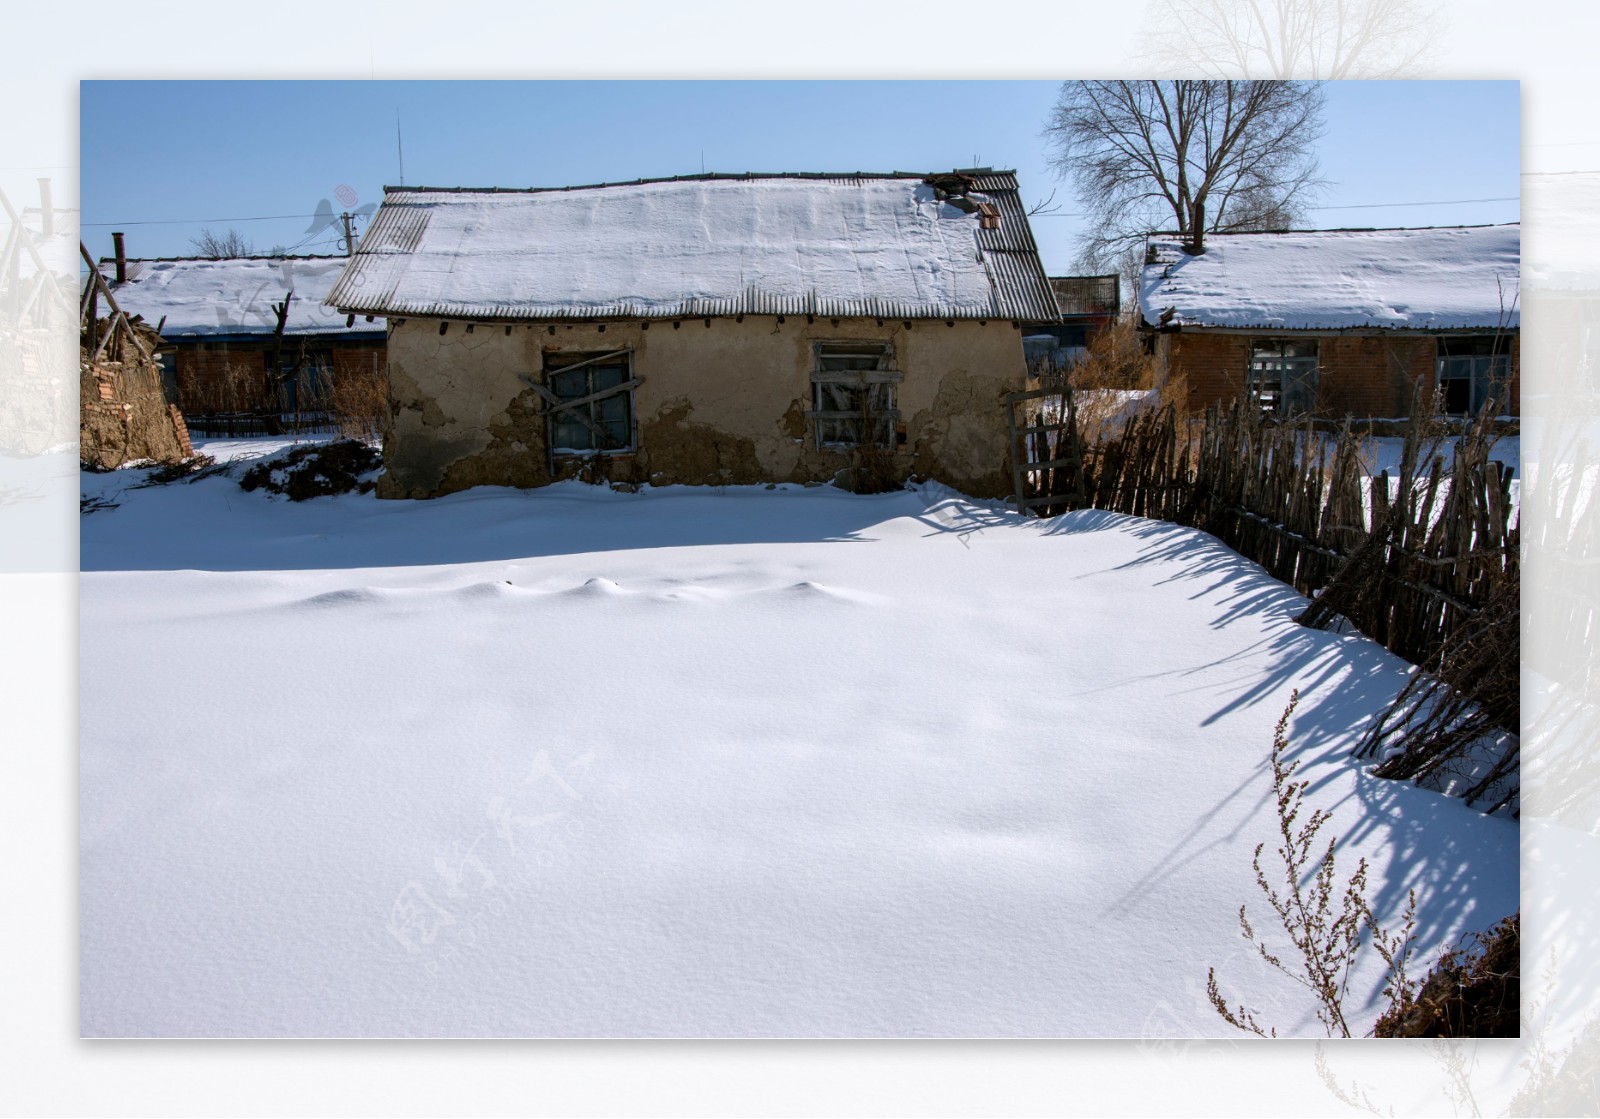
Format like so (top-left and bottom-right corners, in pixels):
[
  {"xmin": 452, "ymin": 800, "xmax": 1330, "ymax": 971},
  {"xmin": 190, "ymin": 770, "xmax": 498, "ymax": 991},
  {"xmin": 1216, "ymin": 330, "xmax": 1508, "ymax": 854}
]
[
  {"xmin": 544, "ymin": 348, "xmax": 632, "ymax": 376},
  {"xmin": 527, "ymin": 376, "xmax": 643, "ymax": 416},
  {"xmin": 1003, "ymin": 386, "xmax": 1068, "ymax": 404},
  {"xmin": 525, "ymin": 382, "xmax": 607, "ymax": 442}
]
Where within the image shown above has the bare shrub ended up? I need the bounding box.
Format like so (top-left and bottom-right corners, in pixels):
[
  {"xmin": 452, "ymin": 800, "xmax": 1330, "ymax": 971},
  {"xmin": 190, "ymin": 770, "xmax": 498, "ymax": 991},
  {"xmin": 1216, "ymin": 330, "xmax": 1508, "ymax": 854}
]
[
  {"xmin": 1210, "ymin": 691, "xmax": 1520, "ymax": 1039},
  {"xmin": 1070, "ymin": 318, "xmax": 1158, "ymax": 393},
  {"xmin": 1373, "ymin": 913, "xmax": 1519, "ymax": 1038},
  {"xmin": 1030, "ymin": 320, "xmax": 1162, "ymax": 448},
  {"xmin": 328, "ymin": 367, "xmax": 388, "ymax": 441},
  {"xmin": 1208, "ymin": 691, "xmax": 1418, "ymax": 1038}
]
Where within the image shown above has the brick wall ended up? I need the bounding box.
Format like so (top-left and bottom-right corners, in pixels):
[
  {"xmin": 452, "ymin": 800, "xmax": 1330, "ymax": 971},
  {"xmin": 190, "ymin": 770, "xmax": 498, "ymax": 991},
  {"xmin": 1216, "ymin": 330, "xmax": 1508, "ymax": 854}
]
[
  {"xmin": 1162, "ymin": 330, "xmax": 1521, "ymax": 418},
  {"xmin": 332, "ymin": 344, "xmax": 386, "ymax": 381}
]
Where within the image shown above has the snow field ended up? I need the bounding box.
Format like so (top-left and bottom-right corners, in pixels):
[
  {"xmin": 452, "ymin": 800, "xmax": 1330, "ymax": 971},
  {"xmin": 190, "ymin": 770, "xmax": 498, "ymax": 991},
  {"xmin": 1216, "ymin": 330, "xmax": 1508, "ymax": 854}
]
[{"xmin": 78, "ymin": 451, "xmax": 1518, "ymax": 1036}]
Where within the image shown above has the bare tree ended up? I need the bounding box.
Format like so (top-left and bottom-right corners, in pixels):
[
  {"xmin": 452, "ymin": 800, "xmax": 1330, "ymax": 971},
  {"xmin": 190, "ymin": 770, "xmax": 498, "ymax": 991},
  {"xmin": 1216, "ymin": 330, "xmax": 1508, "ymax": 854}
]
[
  {"xmin": 189, "ymin": 227, "xmax": 255, "ymax": 258},
  {"xmin": 1134, "ymin": 0, "xmax": 1442, "ymax": 79},
  {"xmin": 1045, "ymin": 80, "xmax": 1325, "ymax": 270}
]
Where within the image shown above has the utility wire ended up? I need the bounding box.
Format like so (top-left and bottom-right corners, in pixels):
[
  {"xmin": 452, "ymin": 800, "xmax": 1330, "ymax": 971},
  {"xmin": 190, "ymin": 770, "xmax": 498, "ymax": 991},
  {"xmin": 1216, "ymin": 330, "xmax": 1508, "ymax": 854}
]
[
  {"xmin": 81, "ymin": 213, "xmax": 330, "ymax": 227},
  {"xmin": 1030, "ymin": 194, "xmax": 1517, "ymax": 218},
  {"xmin": 1311, "ymin": 196, "xmax": 1518, "ymax": 210}
]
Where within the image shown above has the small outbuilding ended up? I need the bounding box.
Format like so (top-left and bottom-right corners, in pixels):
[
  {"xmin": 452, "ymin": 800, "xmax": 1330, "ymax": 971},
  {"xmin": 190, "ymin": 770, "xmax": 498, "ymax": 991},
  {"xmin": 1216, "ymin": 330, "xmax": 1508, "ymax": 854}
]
[
  {"xmin": 325, "ymin": 170, "xmax": 1058, "ymax": 498},
  {"xmin": 1138, "ymin": 224, "xmax": 1521, "ymax": 418},
  {"xmin": 100, "ymin": 251, "xmax": 387, "ymax": 433}
]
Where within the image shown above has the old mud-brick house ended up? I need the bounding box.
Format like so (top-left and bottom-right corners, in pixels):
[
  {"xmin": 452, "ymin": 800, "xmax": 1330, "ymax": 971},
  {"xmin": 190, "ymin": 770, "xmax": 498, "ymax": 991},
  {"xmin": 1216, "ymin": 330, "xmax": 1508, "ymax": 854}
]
[
  {"xmin": 99, "ymin": 249, "xmax": 387, "ymax": 433},
  {"xmin": 1139, "ymin": 224, "xmax": 1520, "ymax": 418},
  {"xmin": 324, "ymin": 170, "xmax": 1059, "ymax": 499}
]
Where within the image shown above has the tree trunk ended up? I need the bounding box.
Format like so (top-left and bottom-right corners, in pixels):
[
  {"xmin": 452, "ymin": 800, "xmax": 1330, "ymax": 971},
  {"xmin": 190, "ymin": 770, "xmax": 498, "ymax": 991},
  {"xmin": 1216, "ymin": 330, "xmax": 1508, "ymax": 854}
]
[{"xmin": 1187, "ymin": 199, "xmax": 1206, "ymax": 254}]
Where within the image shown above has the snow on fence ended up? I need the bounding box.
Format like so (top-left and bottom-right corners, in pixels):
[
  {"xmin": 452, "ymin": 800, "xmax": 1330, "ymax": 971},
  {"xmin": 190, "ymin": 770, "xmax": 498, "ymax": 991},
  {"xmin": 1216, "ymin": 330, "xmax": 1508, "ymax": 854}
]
[{"xmin": 1007, "ymin": 387, "xmax": 1520, "ymax": 811}]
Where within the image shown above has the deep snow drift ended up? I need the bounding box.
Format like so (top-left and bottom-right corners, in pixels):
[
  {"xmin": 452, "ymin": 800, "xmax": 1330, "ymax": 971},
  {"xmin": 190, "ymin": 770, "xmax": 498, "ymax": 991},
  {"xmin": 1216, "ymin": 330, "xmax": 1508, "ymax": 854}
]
[{"xmin": 78, "ymin": 442, "xmax": 1517, "ymax": 1037}]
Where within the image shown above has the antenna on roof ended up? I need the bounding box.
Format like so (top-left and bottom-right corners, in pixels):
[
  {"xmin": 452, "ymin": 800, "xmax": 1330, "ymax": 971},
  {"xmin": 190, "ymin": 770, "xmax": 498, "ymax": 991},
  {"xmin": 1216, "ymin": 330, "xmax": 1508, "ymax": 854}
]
[{"xmin": 396, "ymin": 111, "xmax": 405, "ymax": 187}]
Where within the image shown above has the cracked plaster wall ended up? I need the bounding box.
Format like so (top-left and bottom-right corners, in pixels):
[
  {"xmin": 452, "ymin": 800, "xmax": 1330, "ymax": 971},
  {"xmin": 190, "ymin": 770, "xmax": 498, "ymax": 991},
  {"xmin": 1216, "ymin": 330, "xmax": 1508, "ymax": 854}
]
[{"xmin": 379, "ymin": 316, "xmax": 1026, "ymax": 499}]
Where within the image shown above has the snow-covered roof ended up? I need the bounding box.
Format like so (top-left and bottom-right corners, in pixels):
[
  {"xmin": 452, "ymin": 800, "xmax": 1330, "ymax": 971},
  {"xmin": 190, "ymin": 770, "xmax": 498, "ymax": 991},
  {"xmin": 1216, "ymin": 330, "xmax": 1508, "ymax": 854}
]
[
  {"xmin": 325, "ymin": 172, "xmax": 1059, "ymax": 322},
  {"xmin": 101, "ymin": 255, "xmax": 386, "ymax": 339},
  {"xmin": 1139, "ymin": 224, "xmax": 1521, "ymax": 332}
]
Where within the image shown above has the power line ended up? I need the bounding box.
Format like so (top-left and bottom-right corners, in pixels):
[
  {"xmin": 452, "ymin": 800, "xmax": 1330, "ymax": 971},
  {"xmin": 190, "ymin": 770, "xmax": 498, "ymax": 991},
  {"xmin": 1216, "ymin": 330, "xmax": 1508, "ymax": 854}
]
[
  {"xmin": 1020, "ymin": 194, "xmax": 1520, "ymax": 219},
  {"xmin": 81, "ymin": 213, "xmax": 328, "ymax": 227},
  {"xmin": 1311, "ymin": 196, "xmax": 1518, "ymax": 210}
]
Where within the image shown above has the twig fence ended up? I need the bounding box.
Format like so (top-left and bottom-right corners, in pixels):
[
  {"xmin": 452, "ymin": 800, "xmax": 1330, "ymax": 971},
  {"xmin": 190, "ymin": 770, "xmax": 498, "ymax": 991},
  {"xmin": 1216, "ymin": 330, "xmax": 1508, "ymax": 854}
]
[
  {"xmin": 183, "ymin": 410, "xmax": 342, "ymax": 438},
  {"xmin": 1006, "ymin": 386, "xmax": 1519, "ymax": 674}
]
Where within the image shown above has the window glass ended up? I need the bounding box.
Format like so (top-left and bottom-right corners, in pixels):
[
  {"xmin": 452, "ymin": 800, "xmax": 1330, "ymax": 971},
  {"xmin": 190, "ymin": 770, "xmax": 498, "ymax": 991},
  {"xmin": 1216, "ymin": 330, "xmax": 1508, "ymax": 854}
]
[
  {"xmin": 1436, "ymin": 335, "xmax": 1511, "ymax": 415},
  {"xmin": 1249, "ymin": 339, "xmax": 1319, "ymax": 416},
  {"xmin": 546, "ymin": 351, "xmax": 633, "ymax": 452}
]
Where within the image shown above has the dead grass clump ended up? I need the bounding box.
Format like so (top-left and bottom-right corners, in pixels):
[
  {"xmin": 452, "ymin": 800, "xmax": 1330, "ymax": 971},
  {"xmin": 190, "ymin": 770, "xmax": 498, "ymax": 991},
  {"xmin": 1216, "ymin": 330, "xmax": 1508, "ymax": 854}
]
[
  {"xmin": 1373, "ymin": 913, "xmax": 1519, "ymax": 1038},
  {"xmin": 329, "ymin": 368, "xmax": 388, "ymax": 441},
  {"xmin": 239, "ymin": 440, "xmax": 381, "ymax": 501}
]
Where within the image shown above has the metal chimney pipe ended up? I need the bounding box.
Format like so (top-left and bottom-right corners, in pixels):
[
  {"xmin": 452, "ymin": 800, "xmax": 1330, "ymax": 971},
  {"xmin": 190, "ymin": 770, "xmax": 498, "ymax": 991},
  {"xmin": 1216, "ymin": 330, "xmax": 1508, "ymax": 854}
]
[
  {"xmin": 112, "ymin": 231, "xmax": 127, "ymax": 282},
  {"xmin": 37, "ymin": 178, "xmax": 53, "ymax": 237}
]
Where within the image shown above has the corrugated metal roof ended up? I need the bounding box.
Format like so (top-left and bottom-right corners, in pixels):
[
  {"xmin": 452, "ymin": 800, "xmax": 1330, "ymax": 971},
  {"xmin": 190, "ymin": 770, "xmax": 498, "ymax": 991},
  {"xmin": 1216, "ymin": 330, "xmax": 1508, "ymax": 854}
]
[{"xmin": 326, "ymin": 171, "xmax": 1059, "ymax": 323}]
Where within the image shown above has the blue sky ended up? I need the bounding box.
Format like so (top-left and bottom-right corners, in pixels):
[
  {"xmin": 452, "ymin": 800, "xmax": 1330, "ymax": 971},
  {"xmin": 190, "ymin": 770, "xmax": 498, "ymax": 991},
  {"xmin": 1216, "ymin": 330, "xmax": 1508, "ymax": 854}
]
[{"xmin": 79, "ymin": 80, "xmax": 1519, "ymax": 274}]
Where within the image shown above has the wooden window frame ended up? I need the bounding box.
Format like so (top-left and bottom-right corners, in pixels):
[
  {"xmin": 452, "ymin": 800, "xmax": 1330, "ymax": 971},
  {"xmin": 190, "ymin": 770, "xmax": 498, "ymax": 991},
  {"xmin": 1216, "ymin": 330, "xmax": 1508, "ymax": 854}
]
[
  {"xmin": 808, "ymin": 340, "xmax": 902, "ymax": 451},
  {"xmin": 536, "ymin": 348, "xmax": 639, "ymax": 456},
  {"xmin": 1248, "ymin": 338, "xmax": 1320, "ymax": 417},
  {"xmin": 1436, "ymin": 335, "xmax": 1512, "ymax": 416}
]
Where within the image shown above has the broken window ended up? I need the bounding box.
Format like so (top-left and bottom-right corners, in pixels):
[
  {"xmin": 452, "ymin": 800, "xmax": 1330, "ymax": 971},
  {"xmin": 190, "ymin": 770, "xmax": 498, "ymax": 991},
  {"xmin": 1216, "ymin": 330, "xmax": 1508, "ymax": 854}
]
[
  {"xmin": 811, "ymin": 341, "xmax": 900, "ymax": 450},
  {"xmin": 544, "ymin": 349, "xmax": 635, "ymax": 453},
  {"xmin": 1436, "ymin": 335, "xmax": 1512, "ymax": 416},
  {"xmin": 1248, "ymin": 339, "xmax": 1319, "ymax": 416}
]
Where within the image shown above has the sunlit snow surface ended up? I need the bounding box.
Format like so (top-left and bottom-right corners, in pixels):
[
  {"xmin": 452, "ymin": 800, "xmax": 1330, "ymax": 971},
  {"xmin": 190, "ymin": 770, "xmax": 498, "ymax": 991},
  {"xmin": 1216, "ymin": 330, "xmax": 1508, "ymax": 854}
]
[{"xmin": 79, "ymin": 440, "xmax": 1517, "ymax": 1037}]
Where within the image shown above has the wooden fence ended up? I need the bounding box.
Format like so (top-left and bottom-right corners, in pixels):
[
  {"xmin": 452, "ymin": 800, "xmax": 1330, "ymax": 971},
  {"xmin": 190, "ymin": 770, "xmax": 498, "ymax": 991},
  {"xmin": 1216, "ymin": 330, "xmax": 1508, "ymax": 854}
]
[
  {"xmin": 183, "ymin": 410, "xmax": 342, "ymax": 438},
  {"xmin": 1006, "ymin": 386, "xmax": 1519, "ymax": 674}
]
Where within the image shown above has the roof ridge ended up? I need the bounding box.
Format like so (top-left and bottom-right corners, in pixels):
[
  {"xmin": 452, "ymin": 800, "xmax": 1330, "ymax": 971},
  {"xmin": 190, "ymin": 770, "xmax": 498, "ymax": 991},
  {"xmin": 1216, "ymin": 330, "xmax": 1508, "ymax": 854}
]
[
  {"xmin": 98, "ymin": 253, "xmax": 353, "ymax": 265},
  {"xmin": 382, "ymin": 169, "xmax": 1017, "ymax": 195}
]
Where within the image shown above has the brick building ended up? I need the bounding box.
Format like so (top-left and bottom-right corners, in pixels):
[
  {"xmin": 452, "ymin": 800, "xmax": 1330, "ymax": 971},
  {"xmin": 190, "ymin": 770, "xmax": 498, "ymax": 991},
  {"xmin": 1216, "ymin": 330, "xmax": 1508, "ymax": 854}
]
[
  {"xmin": 1138, "ymin": 224, "xmax": 1520, "ymax": 418},
  {"xmin": 99, "ymin": 252, "xmax": 386, "ymax": 430}
]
